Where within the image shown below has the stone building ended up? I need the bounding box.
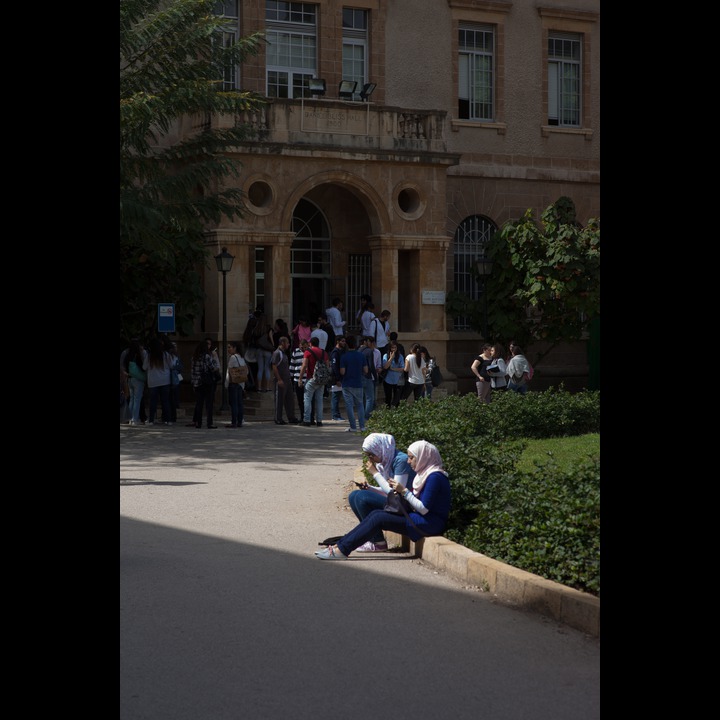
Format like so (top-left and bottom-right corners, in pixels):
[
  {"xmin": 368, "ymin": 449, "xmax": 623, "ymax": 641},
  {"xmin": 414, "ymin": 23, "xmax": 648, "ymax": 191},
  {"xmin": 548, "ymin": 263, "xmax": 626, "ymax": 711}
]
[{"xmin": 175, "ymin": 0, "xmax": 600, "ymax": 394}]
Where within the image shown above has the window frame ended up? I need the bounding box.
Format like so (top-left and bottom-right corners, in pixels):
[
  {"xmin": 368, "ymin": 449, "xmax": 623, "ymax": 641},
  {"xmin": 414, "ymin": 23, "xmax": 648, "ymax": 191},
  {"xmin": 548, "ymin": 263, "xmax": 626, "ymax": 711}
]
[
  {"xmin": 458, "ymin": 23, "xmax": 495, "ymax": 122},
  {"xmin": 547, "ymin": 32, "xmax": 582, "ymax": 128},
  {"xmin": 265, "ymin": 1, "xmax": 318, "ymax": 99},
  {"xmin": 342, "ymin": 7, "xmax": 369, "ymax": 101},
  {"xmin": 214, "ymin": 0, "xmax": 240, "ymax": 91}
]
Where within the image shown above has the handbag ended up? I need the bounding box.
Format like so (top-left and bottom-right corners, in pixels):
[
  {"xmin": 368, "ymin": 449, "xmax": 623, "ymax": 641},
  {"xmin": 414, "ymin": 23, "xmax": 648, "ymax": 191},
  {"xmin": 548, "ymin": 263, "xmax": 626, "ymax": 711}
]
[
  {"xmin": 379, "ymin": 367, "xmax": 389, "ymax": 381},
  {"xmin": 228, "ymin": 355, "xmax": 248, "ymax": 384},
  {"xmin": 383, "ymin": 490, "xmax": 428, "ymax": 536},
  {"xmin": 128, "ymin": 360, "xmax": 146, "ymax": 382},
  {"xmin": 384, "ymin": 490, "xmax": 413, "ymax": 514}
]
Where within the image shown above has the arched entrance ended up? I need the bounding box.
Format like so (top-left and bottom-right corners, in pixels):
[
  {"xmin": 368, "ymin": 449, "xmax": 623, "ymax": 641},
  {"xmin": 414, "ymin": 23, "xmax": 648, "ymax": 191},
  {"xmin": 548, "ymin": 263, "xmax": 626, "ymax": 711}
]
[{"xmin": 288, "ymin": 184, "xmax": 376, "ymax": 334}]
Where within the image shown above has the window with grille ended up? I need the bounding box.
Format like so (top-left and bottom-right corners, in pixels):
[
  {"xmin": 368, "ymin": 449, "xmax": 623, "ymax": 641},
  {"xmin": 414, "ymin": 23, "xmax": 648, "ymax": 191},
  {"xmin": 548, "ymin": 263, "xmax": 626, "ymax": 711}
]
[
  {"xmin": 342, "ymin": 8, "xmax": 368, "ymax": 101},
  {"xmin": 548, "ymin": 33, "xmax": 581, "ymax": 127},
  {"xmin": 265, "ymin": 1, "xmax": 317, "ymax": 99},
  {"xmin": 453, "ymin": 215, "xmax": 497, "ymax": 330},
  {"xmin": 347, "ymin": 254, "xmax": 371, "ymax": 333},
  {"xmin": 458, "ymin": 24, "xmax": 494, "ymax": 121},
  {"xmin": 214, "ymin": 1, "xmax": 240, "ymax": 90}
]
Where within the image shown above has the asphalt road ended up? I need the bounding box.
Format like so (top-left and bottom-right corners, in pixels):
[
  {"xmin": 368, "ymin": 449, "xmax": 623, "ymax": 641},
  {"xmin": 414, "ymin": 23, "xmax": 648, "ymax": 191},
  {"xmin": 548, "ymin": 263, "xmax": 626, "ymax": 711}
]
[{"xmin": 120, "ymin": 418, "xmax": 600, "ymax": 720}]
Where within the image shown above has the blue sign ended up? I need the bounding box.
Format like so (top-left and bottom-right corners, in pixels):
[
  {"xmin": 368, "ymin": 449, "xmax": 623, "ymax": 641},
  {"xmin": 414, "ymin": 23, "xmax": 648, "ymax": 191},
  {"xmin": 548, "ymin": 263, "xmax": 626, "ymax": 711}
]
[{"xmin": 158, "ymin": 303, "xmax": 175, "ymax": 333}]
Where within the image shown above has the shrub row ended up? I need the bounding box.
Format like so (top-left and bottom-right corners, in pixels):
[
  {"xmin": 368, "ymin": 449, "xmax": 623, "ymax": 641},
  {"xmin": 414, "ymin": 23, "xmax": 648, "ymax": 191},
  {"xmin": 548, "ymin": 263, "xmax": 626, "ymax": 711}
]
[{"xmin": 364, "ymin": 387, "xmax": 600, "ymax": 596}]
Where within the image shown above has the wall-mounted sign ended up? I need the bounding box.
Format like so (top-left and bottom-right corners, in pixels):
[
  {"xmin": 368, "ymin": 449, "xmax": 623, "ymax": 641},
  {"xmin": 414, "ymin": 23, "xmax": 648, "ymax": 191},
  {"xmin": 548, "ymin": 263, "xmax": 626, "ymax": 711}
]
[
  {"xmin": 421, "ymin": 290, "xmax": 446, "ymax": 305},
  {"xmin": 158, "ymin": 303, "xmax": 175, "ymax": 333}
]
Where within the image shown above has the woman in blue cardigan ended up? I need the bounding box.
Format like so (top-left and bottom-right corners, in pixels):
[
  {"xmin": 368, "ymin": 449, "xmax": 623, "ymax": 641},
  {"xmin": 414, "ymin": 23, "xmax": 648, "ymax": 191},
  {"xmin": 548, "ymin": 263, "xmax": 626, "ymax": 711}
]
[{"xmin": 316, "ymin": 440, "xmax": 451, "ymax": 560}]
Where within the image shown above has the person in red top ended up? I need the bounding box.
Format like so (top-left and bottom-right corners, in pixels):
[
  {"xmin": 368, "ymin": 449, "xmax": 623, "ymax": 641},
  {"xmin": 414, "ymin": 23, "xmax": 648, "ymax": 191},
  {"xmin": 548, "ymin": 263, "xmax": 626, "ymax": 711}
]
[{"xmin": 298, "ymin": 336, "xmax": 328, "ymax": 426}]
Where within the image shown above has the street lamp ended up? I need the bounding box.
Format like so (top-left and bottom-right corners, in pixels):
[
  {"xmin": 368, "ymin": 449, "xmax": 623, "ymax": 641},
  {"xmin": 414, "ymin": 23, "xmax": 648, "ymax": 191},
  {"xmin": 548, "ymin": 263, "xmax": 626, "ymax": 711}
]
[
  {"xmin": 214, "ymin": 246, "xmax": 235, "ymax": 411},
  {"xmin": 475, "ymin": 256, "xmax": 494, "ymax": 339}
]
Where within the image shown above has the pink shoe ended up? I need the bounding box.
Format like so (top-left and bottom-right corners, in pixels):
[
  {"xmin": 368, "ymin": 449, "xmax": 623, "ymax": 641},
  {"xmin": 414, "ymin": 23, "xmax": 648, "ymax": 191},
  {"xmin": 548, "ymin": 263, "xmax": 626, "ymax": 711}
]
[{"xmin": 355, "ymin": 541, "xmax": 388, "ymax": 553}]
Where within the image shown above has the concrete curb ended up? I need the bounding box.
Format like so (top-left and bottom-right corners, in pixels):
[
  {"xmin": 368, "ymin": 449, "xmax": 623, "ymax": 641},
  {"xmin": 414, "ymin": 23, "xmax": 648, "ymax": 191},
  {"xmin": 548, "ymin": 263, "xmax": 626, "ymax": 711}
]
[{"xmin": 354, "ymin": 470, "xmax": 600, "ymax": 637}]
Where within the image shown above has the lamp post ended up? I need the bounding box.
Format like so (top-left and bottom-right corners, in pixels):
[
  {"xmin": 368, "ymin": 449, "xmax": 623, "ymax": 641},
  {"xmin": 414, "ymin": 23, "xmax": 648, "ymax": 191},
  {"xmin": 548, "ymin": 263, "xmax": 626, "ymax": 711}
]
[
  {"xmin": 215, "ymin": 246, "xmax": 235, "ymax": 412},
  {"xmin": 476, "ymin": 256, "xmax": 494, "ymax": 340}
]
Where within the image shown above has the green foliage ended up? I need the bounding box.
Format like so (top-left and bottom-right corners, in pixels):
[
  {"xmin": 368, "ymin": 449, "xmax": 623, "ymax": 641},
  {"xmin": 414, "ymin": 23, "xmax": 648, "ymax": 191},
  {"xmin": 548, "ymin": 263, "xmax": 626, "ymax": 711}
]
[
  {"xmin": 516, "ymin": 433, "xmax": 599, "ymax": 473},
  {"xmin": 365, "ymin": 388, "xmax": 600, "ymax": 595},
  {"xmin": 464, "ymin": 458, "xmax": 600, "ymax": 595},
  {"xmin": 120, "ymin": 0, "xmax": 267, "ymax": 342},
  {"xmin": 445, "ymin": 196, "xmax": 600, "ymax": 361}
]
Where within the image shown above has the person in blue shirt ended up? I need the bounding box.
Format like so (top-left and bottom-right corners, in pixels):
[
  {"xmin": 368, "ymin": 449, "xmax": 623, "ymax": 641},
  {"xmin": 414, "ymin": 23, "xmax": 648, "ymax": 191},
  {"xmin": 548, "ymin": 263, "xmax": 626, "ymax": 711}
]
[
  {"xmin": 346, "ymin": 433, "xmax": 416, "ymax": 553},
  {"xmin": 339, "ymin": 334, "xmax": 369, "ymax": 433},
  {"xmin": 316, "ymin": 440, "xmax": 451, "ymax": 560}
]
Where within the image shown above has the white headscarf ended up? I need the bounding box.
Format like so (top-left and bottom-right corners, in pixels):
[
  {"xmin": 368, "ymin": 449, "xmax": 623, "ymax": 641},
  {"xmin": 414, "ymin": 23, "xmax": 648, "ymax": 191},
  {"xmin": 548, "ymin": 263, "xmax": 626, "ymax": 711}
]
[
  {"xmin": 407, "ymin": 440, "xmax": 447, "ymax": 494},
  {"xmin": 361, "ymin": 433, "xmax": 396, "ymax": 481}
]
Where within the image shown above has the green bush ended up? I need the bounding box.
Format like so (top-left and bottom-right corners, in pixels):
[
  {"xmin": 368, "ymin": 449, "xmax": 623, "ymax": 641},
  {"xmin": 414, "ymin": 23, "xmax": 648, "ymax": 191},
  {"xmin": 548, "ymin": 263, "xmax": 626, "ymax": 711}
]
[{"xmin": 365, "ymin": 388, "xmax": 600, "ymax": 596}]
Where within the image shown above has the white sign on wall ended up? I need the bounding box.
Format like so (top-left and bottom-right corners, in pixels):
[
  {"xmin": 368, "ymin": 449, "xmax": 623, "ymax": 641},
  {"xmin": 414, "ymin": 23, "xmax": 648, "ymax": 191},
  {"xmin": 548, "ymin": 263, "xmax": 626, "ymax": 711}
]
[{"xmin": 421, "ymin": 290, "xmax": 446, "ymax": 305}]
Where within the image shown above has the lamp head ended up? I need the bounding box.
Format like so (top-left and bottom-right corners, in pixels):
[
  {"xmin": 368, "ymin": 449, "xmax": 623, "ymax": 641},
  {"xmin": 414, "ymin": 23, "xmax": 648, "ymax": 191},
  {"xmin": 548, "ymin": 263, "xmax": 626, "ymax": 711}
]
[
  {"xmin": 360, "ymin": 82, "xmax": 376, "ymax": 101},
  {"xmin": 339, "ymin": 80, "xmax": 358, "ymax": 99},
  {"xmin": 215, "ymin": 247, "xmax": 235, "ymax": 273},
  {"xmin": 308, "ymin": 78, "xmax": 326, "ymax": 96}
]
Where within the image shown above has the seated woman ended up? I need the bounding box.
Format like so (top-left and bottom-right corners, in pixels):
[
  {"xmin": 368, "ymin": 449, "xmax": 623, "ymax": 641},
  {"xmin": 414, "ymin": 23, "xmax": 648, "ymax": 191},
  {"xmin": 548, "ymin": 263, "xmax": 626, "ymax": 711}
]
[
  {"xmin": 316, "ymin": 440, "xmax": 451, "ymax": 560},
  {"xmin": 346, "ymin": 433, "xmax": 416, "ymax": 553}
]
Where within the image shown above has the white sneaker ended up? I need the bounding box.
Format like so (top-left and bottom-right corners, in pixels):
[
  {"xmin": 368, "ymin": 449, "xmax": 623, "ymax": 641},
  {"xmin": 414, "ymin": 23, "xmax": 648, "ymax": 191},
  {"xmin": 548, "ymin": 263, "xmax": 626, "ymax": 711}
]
[
  {"xmin": 355, "ymin": 541, "xmax": 388, "ymax": 553},
  {"xmin": 344, "ymin": 427, "xmax": 357, "ymax": 432}
]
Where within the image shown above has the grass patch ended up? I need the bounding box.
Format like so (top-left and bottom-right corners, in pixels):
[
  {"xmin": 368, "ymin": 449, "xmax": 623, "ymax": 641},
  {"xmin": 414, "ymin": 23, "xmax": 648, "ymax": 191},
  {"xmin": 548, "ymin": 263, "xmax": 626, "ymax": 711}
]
[{"xmin": 516, "ymin": 433, "xmax": 599, "ymax": 473}]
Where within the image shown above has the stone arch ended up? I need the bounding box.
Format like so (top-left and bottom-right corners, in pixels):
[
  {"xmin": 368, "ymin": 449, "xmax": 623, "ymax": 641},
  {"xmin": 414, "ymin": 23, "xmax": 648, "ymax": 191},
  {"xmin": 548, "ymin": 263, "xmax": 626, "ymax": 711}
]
[{"xmin": 281, "ymin": 170, "xmax": 390, "ymax": 235}]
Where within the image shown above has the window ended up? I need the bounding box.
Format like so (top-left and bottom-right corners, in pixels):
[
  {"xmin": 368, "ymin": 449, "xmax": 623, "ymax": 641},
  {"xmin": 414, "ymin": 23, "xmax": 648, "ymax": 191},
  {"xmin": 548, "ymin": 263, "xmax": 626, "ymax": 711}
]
[
  {"xmin": 291, "ymin": 199, "xmax": 331, "ymax": 275},
  {"xmin": 548, "ymin": 33, "xmax": 581, "ymax": 127},
  {"xmin": 347, "ymin": 254, "xmax": 371, "ymax": 332},
  {"xmin": 265, "ymin": 1, "xmax": 317, "ymax": 99},
  {"xmin": 453, "ymin": 215, "xmax": 497, "ymax": 330},
  {"xmin": 458, "ymin": 24, "xmax": 494, "ymax": 121},
  {"xmin": 342, "ymin": 8, "xmax": 368, "ymax": 101},
  {"xmin": 253, "ymin": 247, "xmax": 265, "ymax": 312},
  {"xmin": 214, "ymin": 1, "xmax": 239, "ymax": 91}
]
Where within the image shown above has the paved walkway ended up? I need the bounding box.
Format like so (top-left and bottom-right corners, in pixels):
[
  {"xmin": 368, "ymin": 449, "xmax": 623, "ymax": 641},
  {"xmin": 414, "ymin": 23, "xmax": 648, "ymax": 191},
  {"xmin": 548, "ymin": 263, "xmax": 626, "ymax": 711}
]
[{"xmin": 120, "ymin": 418, "xmax": 600, "ymax": 720}]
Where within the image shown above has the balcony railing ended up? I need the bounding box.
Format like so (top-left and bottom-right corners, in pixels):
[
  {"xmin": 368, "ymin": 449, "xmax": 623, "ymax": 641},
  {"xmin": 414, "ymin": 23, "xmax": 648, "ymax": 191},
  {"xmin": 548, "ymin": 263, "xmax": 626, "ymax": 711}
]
[{"xmin": 189, "ymin": 98, "xmax": 449, "ymax": 154}]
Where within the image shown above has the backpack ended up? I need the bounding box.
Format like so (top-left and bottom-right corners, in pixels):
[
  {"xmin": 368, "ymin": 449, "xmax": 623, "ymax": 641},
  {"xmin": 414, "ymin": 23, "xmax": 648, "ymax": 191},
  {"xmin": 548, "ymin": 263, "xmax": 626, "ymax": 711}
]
[
  {"xmin": 361, "ymin": 346, "xmax": 378, "ymax": 382},
  {"xmin": 311, "ymin": 348, "xmax": 333, "ymax": 385},
  {"xmin": 430, "ymin": 363, "xmax": 443, "ymax": 387}
]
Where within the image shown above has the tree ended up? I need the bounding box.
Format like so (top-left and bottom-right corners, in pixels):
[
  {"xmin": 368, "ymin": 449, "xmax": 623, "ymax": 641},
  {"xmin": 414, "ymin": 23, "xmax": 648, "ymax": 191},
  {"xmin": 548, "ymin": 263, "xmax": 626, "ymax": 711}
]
[
  {"xmin": 446, "ymin": 197, "xmax": 600, "ymax": 366},
  {"xmin": 120, "ymin": 0, "xmax": 267, "ymax": 342}
]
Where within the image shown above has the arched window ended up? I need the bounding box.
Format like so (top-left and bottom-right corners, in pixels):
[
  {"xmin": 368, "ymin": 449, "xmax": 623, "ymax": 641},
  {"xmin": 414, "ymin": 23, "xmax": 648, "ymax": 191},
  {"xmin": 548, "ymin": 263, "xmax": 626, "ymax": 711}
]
[
  {"xmin": 453, "ymin": 214, "xmax": 497, "ymax": 330},
  {"xmin": 291, "ymin": 198, "xmax": 330, "ymax": 275}
]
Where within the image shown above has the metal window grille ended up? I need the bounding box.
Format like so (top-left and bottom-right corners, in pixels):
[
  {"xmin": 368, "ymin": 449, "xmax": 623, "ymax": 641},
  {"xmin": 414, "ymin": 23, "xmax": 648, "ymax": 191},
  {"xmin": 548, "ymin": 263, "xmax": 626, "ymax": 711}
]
[
  {"xmin": 453, "ymin": 215, "xmax": 496, "ymax": 330},
  {"xmin": 347, "ymin": 254, "xmax": 371, "ymax": 333}
]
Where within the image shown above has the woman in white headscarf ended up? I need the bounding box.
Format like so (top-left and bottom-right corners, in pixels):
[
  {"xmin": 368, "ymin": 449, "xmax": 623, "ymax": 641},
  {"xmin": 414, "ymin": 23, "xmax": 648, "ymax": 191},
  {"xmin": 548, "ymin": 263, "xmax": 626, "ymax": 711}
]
[
  {"xmin": 316, "ymin": 440, "xmax": 451, "ymax": 560},
  {"xmin": 344, "ymin": 433, "xmax": 415, "ymax": 554}
]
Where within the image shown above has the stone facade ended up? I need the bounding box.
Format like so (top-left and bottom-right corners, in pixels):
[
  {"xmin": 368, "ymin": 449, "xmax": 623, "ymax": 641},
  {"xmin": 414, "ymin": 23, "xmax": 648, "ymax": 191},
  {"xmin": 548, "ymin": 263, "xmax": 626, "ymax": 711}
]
[{"xmin": 171, "ymin": 0, "xmax": 600, "ymax": 393}]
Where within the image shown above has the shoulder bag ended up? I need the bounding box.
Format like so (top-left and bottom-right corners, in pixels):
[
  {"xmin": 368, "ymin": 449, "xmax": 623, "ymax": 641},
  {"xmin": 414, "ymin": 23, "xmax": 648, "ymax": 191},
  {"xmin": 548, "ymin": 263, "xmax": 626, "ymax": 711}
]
[
  {"xmin": 228, "ymin": 355, "xmax": 248, "ymax": 384},
  {"xmin": 384, "ymin": 491, "xmax": 428, "ymax": 536}
]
